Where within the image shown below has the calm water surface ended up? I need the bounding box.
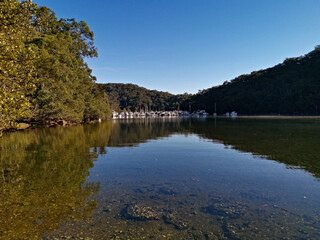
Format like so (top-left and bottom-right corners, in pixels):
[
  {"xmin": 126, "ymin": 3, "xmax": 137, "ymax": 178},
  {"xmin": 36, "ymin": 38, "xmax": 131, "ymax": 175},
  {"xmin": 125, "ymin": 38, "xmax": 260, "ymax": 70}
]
[{"xmin": 1, "ymin": 118, "xmax": 320, "ymax": 239}]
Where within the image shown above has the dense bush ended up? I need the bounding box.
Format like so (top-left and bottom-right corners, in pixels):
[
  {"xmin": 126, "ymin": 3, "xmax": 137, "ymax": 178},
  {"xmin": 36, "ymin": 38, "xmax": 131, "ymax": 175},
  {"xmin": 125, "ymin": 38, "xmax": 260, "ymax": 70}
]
[{"xmin": 0, "ymin": 0, "xmax": 110, "ymax": 133}]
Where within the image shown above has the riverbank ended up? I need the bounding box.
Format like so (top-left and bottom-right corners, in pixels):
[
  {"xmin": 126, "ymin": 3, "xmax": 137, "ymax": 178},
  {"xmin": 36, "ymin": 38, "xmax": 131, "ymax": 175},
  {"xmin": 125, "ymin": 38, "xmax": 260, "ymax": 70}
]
[
  {"xmin": 2, "ymin": 114, "xmax": 320, "ymax": 137},
  {"xmin": 236, "ymin": 115, "xmax": 320, "ymax": 119},
  {"xmin": 0, "ymin": 118, "xmax": 106, "ymax": 136}
]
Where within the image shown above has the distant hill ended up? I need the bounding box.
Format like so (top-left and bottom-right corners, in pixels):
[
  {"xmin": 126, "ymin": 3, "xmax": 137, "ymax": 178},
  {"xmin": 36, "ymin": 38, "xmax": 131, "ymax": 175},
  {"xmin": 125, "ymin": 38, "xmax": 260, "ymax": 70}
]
[
  {"xmin": 182, "ymin": 47, "xmax": 320, "ymax": 115},
  {"xmin": 102, "ymin": 47, "xmax": 320, "ymax": 115},
  {"xmin": 101, "ymin": 83, "xmax": 191, "ymax": 112}
]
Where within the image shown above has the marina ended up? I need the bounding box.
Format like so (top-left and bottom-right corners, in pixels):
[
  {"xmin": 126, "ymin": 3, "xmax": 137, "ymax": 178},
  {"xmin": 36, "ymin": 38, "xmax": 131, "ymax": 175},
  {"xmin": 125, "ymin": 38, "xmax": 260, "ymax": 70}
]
[{"xmin": 112, "ymin": 110, "xmax": 210, "ymax": 118}]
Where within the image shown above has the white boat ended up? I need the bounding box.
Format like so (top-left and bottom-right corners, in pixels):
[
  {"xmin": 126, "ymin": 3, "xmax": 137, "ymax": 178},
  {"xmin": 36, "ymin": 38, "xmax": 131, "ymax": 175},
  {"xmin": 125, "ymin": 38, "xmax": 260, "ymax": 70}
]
[
  {"xmin": 192, "ymin": 112, "xmax": 200, "ymax": 117},
  {"xmin": 230, "ymin": 111, "xmax": 238, "ymax": 117},
  {"xmin": 112, "ymin": 111, "xmax": 119, "ymax": 118},
  {"xmin": 180, "ymin": 111, "xmax": 190, "ymax": 117},
  {"xmin": 198, "ymin": 110, "xmax": 208, "ymax": 117},
  {"xmin": 139, "ymin": 112, "xmax": 145, "ymax": 117}
]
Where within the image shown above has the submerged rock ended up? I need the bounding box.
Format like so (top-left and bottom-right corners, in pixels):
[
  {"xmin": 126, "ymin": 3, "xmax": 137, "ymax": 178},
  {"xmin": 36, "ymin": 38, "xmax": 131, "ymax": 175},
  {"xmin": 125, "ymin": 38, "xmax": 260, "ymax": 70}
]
[
  {"xmin": 120, "ymin": 203, "xmax": 190, "ymax": 231},
  {"xmin": 201, "ymin": 200, "xmax": 247, "ymax": 219},
  {"xmin": 122, "ymin": 204, "xmax": 162, "ymax": 221},
  {"xmin": 163, "ymin": 213, "xmax": 189, "ymax": 230},
  {"xmin": 158, "ymin": 187, "xmax": 177, "ymax": 195}
]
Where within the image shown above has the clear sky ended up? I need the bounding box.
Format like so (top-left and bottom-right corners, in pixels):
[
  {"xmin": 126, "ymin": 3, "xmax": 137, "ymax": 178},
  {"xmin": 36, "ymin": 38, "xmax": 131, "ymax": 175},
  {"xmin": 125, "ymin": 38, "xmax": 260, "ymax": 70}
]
[{"xmin": 33, "ymin": 0, "xmax": 320, "ymax": 94}]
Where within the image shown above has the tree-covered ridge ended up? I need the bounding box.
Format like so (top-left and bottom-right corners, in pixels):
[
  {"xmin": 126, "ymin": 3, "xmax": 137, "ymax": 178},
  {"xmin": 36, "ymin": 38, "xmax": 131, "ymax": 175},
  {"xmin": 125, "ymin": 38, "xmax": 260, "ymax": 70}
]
[
  {"xmin": 102, "ymin": 83, "xmax": 191, "ymax": 112},
  {"xmin": 103, "ymin": 47, "xmax": 320, "ymax": 115},
  {"xmin": 0, "ymin": 0, "xmax": 110, "ymax": 133},
  {"xmin": 184, "ymin": 47, "xmax": 320, "ymax": 115}
]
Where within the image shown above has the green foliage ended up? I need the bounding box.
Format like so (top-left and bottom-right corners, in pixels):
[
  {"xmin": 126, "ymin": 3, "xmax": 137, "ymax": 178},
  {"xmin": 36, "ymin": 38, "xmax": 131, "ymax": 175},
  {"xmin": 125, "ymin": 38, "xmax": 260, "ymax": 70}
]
[
  {"xmin": 103, "ymin": 83, "xmax": 191, "ymax": 112},
  {"xmin": 185, "ymin": 47, "xmax": 320, "ymax": 115},
  {"xmin": 0, "ymin": 0, "xmax": 38, "ymax": 131},
  {"xmin": 83, "ymin": 83, "xmax": 111, "ymax": 121},
  {"xmin": 31, "ymin": 6, "xmax": 109, "ymax": 123},
  {"xmin": 0, "ymin": 1, "xmax": 111, "ymax": 133}
]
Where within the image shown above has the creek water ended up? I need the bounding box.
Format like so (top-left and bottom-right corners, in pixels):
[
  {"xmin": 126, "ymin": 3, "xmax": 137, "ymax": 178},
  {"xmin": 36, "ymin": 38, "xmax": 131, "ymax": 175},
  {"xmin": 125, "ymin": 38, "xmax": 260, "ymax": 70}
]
[{"xmin": 1, "ymin": 118, "xmax": 320, "ymax": 239}]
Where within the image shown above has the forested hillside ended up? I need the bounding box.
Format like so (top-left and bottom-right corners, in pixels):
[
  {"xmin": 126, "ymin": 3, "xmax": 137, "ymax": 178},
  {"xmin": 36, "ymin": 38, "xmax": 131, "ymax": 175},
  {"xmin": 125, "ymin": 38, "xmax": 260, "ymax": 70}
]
[
  {"xmin": 1, "ymin": 0, "xmax": 319, "ymax": 135},
  {"xmin": 105, "ymin": 47, "xmax": 320, "ymax": 115},
  {"xmin": 0, "ymin": 0, "xmax": 110, "ymax": 133},
  {"xmin": 183, "ymin": 47, "xmax": 320, "ymax": 115},
  {"xmin": 102, "ymin": 83, "xmax": 191, "ymax": 112}
]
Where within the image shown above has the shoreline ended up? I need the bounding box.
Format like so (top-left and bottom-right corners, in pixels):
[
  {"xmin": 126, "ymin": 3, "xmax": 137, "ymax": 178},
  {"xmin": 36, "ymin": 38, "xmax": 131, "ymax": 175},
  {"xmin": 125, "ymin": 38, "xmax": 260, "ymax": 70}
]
[
  {"xmin": 0, "ymin": 118, "xmax": 107, "ymax": 136},
  {"xmin": 236, "ymin": 115, "xmax": 320, "ymax": 119},
  {"xmin": 2, "ymin": 115, "xmax": 319, "ymax": 136}
]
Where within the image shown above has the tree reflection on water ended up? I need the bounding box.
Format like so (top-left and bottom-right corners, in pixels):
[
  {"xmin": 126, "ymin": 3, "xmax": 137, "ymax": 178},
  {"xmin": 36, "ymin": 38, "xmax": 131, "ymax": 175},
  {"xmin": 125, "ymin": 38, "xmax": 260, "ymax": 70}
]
[
  {"xmin": 1, "ymin": 117, "xmax": 320, "ymax": 239},
  {"xmin": 0, "ymin": 123, "xmax": 111, "ymax": 239}
]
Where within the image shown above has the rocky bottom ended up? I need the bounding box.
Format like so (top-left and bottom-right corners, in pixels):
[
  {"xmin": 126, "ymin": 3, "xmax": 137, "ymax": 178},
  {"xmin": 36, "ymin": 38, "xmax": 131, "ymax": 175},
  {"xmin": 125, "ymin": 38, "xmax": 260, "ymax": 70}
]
[{"xmin": 43, "ymin": 184, "xmax": 320, "ymax": 240}]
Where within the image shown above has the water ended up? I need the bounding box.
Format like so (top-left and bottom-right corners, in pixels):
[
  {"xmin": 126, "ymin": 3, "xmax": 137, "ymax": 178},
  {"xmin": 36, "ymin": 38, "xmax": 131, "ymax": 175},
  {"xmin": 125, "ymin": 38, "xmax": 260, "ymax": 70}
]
[{"xmin": 1, "ymin": 118, "xmax": 320, "ymax": 239}]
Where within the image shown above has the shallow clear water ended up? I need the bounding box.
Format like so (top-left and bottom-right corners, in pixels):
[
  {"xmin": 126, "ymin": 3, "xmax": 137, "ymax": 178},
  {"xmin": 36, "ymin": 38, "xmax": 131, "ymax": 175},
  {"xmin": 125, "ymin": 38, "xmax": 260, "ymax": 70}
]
[{"xmin": 1, "ymin": 118, "xmax": 320, "ymax": 239}]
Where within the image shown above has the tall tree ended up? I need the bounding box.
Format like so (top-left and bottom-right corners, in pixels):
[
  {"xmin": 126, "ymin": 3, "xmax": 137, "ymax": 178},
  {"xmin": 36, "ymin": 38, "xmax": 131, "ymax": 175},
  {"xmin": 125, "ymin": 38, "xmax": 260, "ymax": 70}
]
[
  {"xmin": 0, "ymin": 1, "xmax": 110, "ymax": 134},
  {"xmin": 0, "ymin": 0, "xmax": 38, "ymax": 132}
]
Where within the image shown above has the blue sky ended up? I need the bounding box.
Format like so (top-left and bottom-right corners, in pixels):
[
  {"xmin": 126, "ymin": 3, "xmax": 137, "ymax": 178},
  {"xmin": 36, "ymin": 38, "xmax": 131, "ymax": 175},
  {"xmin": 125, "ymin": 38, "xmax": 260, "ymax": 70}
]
[{"xmin": 34, "ymin": 0, "xmax": 320, "ymax": 94}]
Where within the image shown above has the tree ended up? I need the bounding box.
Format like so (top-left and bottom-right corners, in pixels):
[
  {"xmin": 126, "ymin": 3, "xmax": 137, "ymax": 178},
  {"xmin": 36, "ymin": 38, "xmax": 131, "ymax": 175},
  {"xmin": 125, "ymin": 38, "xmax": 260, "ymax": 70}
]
[
  {"xmin": 0, "ymin": 0, "xmax": 38, "ymax": 132},
  {"xmin": 0, "ymin": 1, "xmax": 111, "ymax": 134}
]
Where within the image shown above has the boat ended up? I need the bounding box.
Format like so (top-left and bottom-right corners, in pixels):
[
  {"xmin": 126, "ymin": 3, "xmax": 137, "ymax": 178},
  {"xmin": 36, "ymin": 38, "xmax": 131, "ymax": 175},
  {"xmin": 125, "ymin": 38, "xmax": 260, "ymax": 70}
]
[
  {"xmin": 230, "ymin": 111, "xmax": 238, "ymax": 117},
  {"xmin": 112, "ymin": 111, "xmax": 119, "ymax": 118}
]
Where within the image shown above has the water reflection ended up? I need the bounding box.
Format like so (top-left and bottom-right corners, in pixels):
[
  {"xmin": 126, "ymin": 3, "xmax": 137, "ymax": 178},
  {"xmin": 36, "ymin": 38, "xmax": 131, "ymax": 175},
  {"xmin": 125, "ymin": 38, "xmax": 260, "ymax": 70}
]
[
  {"xmin": 105, "ymin": 118, "xmax": 320, "ymax": 179},
  {"xmin": 0, "ymin": 123, "xmax": 111, "ymax": 239},
  {"xmin": 185, "ymin": 118, "xmax": 320, "ymax": 179},
  {"xmin": 1, "ymin": 118, "xmax": 320, "ymax": 239}
]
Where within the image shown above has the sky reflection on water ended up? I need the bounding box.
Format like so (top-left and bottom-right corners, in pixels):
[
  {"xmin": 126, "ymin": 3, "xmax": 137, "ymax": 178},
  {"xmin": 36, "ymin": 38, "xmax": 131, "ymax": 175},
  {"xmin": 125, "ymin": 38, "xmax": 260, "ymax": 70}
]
[{"xmin": 1, "ymin": 118, "xmax": 320, "ymax": 239}]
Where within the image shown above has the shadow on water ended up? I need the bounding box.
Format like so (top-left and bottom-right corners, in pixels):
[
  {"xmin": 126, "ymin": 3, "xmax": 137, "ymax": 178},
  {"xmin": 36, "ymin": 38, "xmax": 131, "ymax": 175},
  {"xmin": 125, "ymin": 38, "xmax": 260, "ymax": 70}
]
[{"xmin": 1, "ymin": 117, "xmax": 320, "ymax": 239}]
